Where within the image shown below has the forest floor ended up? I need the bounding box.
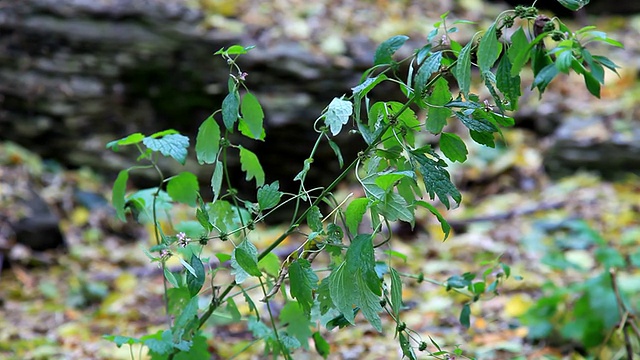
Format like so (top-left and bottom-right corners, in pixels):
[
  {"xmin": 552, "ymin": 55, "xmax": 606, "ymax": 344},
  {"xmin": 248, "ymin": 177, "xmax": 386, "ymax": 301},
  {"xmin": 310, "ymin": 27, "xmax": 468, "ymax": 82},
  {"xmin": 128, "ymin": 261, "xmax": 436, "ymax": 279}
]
[{"xmin": 1, "ymin": 1, "xmax": 640, "ymax": 359}]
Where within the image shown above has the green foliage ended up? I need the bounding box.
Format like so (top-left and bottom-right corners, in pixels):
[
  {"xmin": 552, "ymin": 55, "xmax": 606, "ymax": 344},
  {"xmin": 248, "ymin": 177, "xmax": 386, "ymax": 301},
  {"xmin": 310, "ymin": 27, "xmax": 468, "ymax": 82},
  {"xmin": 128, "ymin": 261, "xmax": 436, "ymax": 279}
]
[{"xmin": 106, "ymin": 5, "xmax": 623, "ymax": 359}]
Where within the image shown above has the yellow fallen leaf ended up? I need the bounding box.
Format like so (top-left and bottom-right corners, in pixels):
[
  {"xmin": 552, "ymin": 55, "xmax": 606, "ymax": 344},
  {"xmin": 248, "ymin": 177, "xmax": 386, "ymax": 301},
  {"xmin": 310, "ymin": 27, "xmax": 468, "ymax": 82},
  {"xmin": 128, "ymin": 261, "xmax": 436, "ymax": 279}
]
[
  {"xmin": 70, "ymin": 207, "xmax": 90, "ymax": 227},
  {"xmin": 504, "ymin": 294, "xmax": 533, "ymax": 318}
]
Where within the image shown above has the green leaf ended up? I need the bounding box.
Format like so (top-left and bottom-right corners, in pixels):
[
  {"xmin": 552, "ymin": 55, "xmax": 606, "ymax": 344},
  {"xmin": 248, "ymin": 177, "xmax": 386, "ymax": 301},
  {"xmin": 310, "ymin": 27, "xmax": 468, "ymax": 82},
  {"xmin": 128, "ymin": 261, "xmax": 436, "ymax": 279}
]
[
  {"xmin": 211, "ymin": 160, "xmax": 223, "ymax": 202},
  {"xmin": 325, "ymin": 97, "xmax": 353, "ymax": 136},
  {"xmin": 222, "ymin": 91, "xmax": 240, "ymax": 130},
  {"xmin": 280, "ymin": 301, "xmax": 312, "ymax": 349},
  {"xmin": 143, "ymin": 133, "xmax": 190, "ymax": 165},
  {"xmin": 231, "ymin": 241, "xmax": 260, "ymax": 283},
  {"xmin": 439, "ymin": 132, "xmax": 468, "ymax": 162},
  {"xmin": 557, "ymin": 0, "xmax": 590, "ymax": 11},
  {"xmin": 112, "ymin": 170, "xmax": 129, "ymax": 222},
  {"xmin": 164, "ymin": 267, "xmax": 179, "ymax": 288},
  {"xmin": 555, "ymin": 49, "xmax": 574, "ymax": 74},
  {"xmin": 257, "ymin": 181, "xmax": 282, "ymax": 211},
  {"xmin": 329, "ymin": 234, "xmax": 383, "ymax": 331},
  {"xmin": 531, "ymin": 45, "xmax": 553, "ymax": 79},
  {"xmin": 352, "ymin": 74, "xmax": 388, "ymax": 99},
  {"xmin": 142, "ymin": 330, "xmax": 173, "ymax": 355},
  {"xmin": 327, "ymin": 139, "xmax": 344, "ymax": 168},
  {"xmin": 240, "ymin": 92, "xmax": 264, "ymax": 139},
  {"xmin": 186, "ymin": 254, "xmax": 205, "ymax": 297},
  {"xmin": 511, "ymin": 32, "xmax": 548, "ymax": 77},
  {"xmin": 477, "ymin": 22, "xmax": 502, "ymax": 73},
  {"xmin": 374, "ymin": 172, "xmax": 413, "ymax": 191},
  {"xmin": 346, "ymin": 234, "xmax": 380, "ymax": 296},
  {"xmin": 195, "ymin": 115, "xmax": 220, "ymax": 164},
  {"xmin": 313, "ymin": 332, "xmax": 330, "ymax": 359},
  {"xmin": 459, "ymin": 303, "xmax": 471, "ymax": 328},
  {"xmin": 196, "ymin": 206, "xmax": 212, "ymax": 233},
  {"xmin": 106, "ymin": 133, "xmax": 144, "ymax": 151},
  {"xmin": 389, "ymin": 267, "xmax": 403, "ymax": 317},
  {"xmin": 374, "ymin": 35, "xmax": 409, "ymax": 65},
  {"xmin": 399, "ymin": 332, "xmax": 417, "ymax": 360},
  {"xmin": 377, "ymin": 191, "xmax": 414, "ymax": 223},
  {"xmin": 532, "ymin": 63, "xmax": 559, "ymax": 94},
  {"xmin": 103, "ymin": 335, "xmax": 140, "ymax": 347},
  {"xmin": 426, "ymin": 77, "xmax": 452, "ymax": 134},
  {"xmin": 455, "ymin": 110, "xmax": 498, "ymax": 133},
  {"xmin": 582, "ymin": 69, "xmax": 601, "ymax": 98},
  {"xmin": 496, "ymin": 55, "xmax": 521, "ymax": 111},
  {"xmin": 454, "ymin": 41, "xmax": 473, "ymax": 96},
  {"xmin": 307, "ymin": 206, "xmax": 323, "ymax": 232},
  {"xmin": 239, "ymin": 146, "xmax": 265, "ymax": 187},
  {"xmin": 415, "ymin": 51, "xmax": 443, "ymax": 97},
  {"xmin": 411, "ymin": 150, "xmax": 461, "ymax": 209},
  {"xmin": 258, "ymin": 252, "xmax": 280, "ymax": 277},
  {"xmin": 508, "ymin": 27, "xmax": 530, "ymax": 76},
  {"xmin": 167, "ymin": 172, "xmax": 199, "ymax": 207},
  {"xmin": 470, "ymin": 130, "xmax": 495, "ymax": 147},
  {"xmin": 234, "ymin": 246, "xmax": 262, "ymax": 278},
  {"xmin": 416, "ymin": 201, "xmax": 451, "ymax": 240},
  {"xmin": 289, "ymin": 259, "xmax": 319, "ymax": 317},
  {"xmin": 345, "ymin": 198, "xmax": 369, "ymax": 234}
]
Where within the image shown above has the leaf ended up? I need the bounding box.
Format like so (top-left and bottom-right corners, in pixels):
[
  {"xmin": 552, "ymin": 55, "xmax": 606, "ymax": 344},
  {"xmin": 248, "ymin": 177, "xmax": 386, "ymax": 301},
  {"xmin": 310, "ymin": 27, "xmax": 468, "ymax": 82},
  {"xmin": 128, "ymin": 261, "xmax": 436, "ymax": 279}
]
[
  {"xmin": 289, "ymin": 259, "xmax": 319, "ymax": 317},
  {"xmin": 239, "ymin": 146, "xmax": 265, "ymax": 187},
  {"xmin": 103, "ymin": 335, "xmax": 140, "ymax": 347},
  {"xmin": 325, "ymin": 97, "xmax": 353, "ymax": 136},
  {"xmin": 454, "ymin": 41, "xmax": 473, "ymax": 96},
  {"xmin": 240, "ymin": 92, "xmax": 264, "ymax": 139},
  {"xmin": 477, "ymin": 22, "xmax": 502, "ymax": 73},
  {"xmin": 496, "ymin": 55, "xmax": 521, "ymax": 111},
  {"xmin": 222, "ymin": 91, "xmax": 240, "ymax": 130},
  {"xmin": 279, "ymin": 301, "xmax": 312, "ymax": 349},
  {"xmin": 258, "ymin": 252, "xmax": 280, "ymax": 277},
  {"xmin": 327, "ymin": 139, "xmax": 344, "ymax": 168},
  {"xmin": 195, "ymin": 115, "xmax": 220, "ymax": 164},
  {"xmin": 163, "ymin": 267, "xmax": 180, "ymax": 288},
  {"xmin": 459, "ymin": 303, "xmax": 471, "ymax": 328},
  {"xmin": 416, "ymin": 201, "xmax": 451, "ymax": 240},
  {"xmin": 455, "ymin": 110, "xmax": 498, "ymax": 133},
  {"xmin": 374, "ymin": 35, "xmax": 409, "ymax": 65},
  {"xmin": 389, "ymin": 267, "xmax": 402, "ymax": 317},
  {"xmin": 143, "ymin": 133, "xmax": 190, "ymax": 165},
  {"xmin": 511, "ymin": 32, "xmax": 549, "ymax": 77},
  {"xmin": 532, "ymin": 63, "xmax": 559, "ymax": 94},
  {"xmin": 329, "ymin": 234, "xmax": 383, "ymax": 331},
  {"xmin": 234, "ymin": 246, "xmax": 262, "ymax": 277},
  {"xmin": 399, "ymin": 332, "xmax": 417, "ymax": 360},
  {"xmin": 186, "ymin": 254, "xmax": 205, "ymax": 298},
  {"xmin": 307, "ymin": 206, "xmax": 323, "ymax": 232},
  {"xmin": 112, "ymin": 170, "xmax": 129, "ymax": 222},
  {"xmin": 257, "ymin": 181, "xmax": 282, "ymax": 211},
  {"xmin": 439, "ymin": 132, "xmax": 468, "ymax": 162},
  {"xmin": 508, "ymin": 27, "xmax": 530, "ymax": 75},
  {"xmin": 345, "ymin": 198, "xmax": 369, "ymax": 234},
  {"xmin": 211, "ymin": 160, "xmax": 223, "ymax": 202},
  {"xmin": 426, "ymin": 78, "xmax": 452, "ymax": 134},
  {"xmin": 231, "ymin": 241, "xmax": 260, "ymax": 283},
  {"xmin": 106, "ymin": 133, "xmax": 145, "ymax": 151},
  {"xmin": 376, "ymin": 191, "xmax": 414, "ymax": 223},
  {"xmin": 411, "ymin": 150, "xmax": 461, "ymax": 209},
  {"xmin": 352, "ymin": 74, "xmax": 388, "ymax": 98},
  {"xmin": 415, "ymin": 51, "xmax": 443, "ymax": 97},
  {"xmin": 196, "ymin": 206, "xmax": 212, "ymax": 233},
  {"xmin": 557, "ymin": 0, "xmax": 590, "ymax": 11},
  {"xmin": 167, "ymin": 172, "xmax": 199, "ymax": 207},
  {"xmin": 313, "ymin": 332, "xmax": 330, "ymax": 359}
]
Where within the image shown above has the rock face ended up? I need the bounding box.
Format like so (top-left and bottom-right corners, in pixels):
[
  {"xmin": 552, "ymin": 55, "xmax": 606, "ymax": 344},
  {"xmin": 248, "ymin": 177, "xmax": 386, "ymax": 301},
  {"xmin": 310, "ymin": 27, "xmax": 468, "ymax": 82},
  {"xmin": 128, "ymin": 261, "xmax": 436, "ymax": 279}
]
[
  {"xmin": 0, "ymin": 0, "xmax": 370, "ymax": 200},
  {"xmin": 544, "ymin": 117, "xmax": 640, "ymax": 179}
]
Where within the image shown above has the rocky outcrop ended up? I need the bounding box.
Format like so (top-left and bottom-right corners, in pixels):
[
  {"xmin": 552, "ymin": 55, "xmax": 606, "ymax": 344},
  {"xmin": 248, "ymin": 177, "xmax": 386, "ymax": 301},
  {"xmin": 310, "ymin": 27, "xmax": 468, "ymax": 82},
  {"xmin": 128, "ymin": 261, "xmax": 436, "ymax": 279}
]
[{"xmin": 0, "ymin": 0, "xmax": 372, "ymax": 196}]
